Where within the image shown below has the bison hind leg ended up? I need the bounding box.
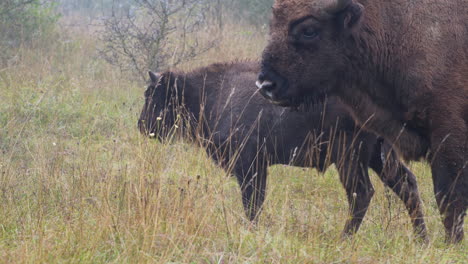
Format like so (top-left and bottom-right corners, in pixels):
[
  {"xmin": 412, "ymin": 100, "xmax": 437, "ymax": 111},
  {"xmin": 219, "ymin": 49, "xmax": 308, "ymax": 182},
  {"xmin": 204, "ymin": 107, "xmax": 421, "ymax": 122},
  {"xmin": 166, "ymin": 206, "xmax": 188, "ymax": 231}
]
[{"xmin": 369, "ymin": 140, "xmax": 428, "ymax": 242}]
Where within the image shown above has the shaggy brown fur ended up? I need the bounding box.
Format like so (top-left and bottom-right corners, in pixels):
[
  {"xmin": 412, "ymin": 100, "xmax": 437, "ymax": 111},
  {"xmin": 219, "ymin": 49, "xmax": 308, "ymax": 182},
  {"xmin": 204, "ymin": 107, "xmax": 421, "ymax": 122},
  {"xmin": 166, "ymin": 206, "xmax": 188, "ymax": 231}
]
[
  {"xmin": 257, "ymin": 0, "xmax": 467, "ymax": 243},
  {"xmin": 138, "ymin": 61, "xmax": 427, "ymax": 239}
]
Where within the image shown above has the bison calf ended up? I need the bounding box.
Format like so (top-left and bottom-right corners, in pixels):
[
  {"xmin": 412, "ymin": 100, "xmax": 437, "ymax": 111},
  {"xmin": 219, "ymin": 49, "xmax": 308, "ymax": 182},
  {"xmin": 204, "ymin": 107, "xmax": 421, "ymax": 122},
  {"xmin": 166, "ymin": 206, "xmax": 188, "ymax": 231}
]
[{"xmin": 138, "ymin": 61, "xmax": 427, "ymax": 239}]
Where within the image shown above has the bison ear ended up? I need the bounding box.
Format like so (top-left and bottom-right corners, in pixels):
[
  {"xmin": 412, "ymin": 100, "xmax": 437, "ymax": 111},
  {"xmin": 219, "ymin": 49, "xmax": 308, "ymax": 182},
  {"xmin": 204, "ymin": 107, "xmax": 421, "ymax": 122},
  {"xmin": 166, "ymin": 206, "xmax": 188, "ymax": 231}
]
[
  {"xmin": 337, "ymin": 2, "xmax": 364, "ymax": 32},
  {"xmin": 148, "ymin": 71, "xmax": 159, "ymax": 83}
]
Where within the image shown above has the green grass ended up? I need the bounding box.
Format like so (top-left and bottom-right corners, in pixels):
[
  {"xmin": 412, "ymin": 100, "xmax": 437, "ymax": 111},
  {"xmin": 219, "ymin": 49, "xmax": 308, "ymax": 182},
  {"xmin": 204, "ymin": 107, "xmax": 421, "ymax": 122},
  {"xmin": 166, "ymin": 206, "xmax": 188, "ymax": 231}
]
[{"xmin": 0, "ymin": 27, "xmax": 466, "ymax": 264}]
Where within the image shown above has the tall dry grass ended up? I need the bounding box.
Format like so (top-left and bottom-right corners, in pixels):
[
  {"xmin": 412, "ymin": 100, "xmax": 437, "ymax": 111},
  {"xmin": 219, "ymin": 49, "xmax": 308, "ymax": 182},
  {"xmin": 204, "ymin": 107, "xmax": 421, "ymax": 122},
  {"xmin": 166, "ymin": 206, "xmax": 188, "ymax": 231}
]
[{"xmin": 0, "ymin": 19, "xmax": 466, "ymax": 263}]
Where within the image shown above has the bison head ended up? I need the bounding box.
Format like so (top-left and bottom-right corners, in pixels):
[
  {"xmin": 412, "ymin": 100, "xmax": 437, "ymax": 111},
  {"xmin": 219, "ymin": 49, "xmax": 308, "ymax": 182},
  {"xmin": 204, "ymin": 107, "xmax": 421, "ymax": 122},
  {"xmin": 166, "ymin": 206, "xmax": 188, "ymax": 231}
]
[
  {"xmin": 257, "ymin": 0, "xmax": 364, "ymax": 107},
  {"xmin": 138, "ymin": 71, "xmax": 180, "ymax": 141}
]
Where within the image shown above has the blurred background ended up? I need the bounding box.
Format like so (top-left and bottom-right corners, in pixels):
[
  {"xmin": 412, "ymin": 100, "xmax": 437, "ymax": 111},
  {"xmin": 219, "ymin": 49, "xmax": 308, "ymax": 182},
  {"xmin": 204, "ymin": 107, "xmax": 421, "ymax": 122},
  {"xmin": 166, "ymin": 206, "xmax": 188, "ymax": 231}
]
[{"xmin": 1, "ymin": 0, "xmax": 274, "ymax": 79}]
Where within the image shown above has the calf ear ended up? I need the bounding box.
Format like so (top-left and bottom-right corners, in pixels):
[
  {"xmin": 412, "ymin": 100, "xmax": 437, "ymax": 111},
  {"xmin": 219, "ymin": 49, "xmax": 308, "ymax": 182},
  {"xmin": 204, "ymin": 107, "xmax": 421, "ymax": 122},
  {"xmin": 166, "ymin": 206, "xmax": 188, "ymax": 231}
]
[
  {"xmin": 148, "ymin": 71, "xmax": 159, "ymax": 83},
  {"xmin": 337, "ymin": 2, "xmax": 364, "ymax": 32}
]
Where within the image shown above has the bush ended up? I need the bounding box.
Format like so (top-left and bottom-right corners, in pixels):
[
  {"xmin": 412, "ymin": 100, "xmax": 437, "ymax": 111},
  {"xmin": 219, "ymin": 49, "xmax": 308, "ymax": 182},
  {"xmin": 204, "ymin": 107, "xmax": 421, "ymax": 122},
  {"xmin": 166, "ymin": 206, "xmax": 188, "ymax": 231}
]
[
  {"xmin": 0, "ymin": 0, "xmax": 59, "ymax": 66},
  {"xmin": 100, "ymin": 0, "xmax": 214, "ymax": 81}
]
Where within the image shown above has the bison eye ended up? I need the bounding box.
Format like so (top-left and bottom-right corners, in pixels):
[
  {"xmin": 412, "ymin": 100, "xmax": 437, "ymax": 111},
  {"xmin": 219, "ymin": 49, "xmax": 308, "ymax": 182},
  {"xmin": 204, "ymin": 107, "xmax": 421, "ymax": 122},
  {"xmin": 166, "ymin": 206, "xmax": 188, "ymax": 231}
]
[
  {"xmin": 144, "ymin": 86, "xmax": 157, "ymax": 98},
  {"xmin": 301, "ymin": 28, "xmax": 319, "ymax": 40},
  {"xmin": 144, "ymin": 88, "xmax": 151, "ymax": 98}
]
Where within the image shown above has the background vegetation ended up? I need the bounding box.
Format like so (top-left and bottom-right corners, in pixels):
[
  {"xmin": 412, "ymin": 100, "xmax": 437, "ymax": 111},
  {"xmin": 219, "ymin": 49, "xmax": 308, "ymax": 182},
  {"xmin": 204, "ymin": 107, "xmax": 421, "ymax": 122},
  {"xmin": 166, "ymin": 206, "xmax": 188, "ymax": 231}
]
[{"xmin": 0, "ymin": 0, "xmax": 466, "ymax": 263}]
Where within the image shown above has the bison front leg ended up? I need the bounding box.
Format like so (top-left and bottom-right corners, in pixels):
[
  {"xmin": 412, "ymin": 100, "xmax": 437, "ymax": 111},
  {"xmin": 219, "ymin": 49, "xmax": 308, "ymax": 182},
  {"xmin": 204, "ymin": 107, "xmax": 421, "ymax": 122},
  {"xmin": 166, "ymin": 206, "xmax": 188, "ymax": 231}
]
[
  {"xmin": 429, "ymin": 115, "xmax": 467, "ymax": 243},
  {"xmin": 337, "ymin": 160, "xmax": 374, "ymax": 237},
  {"xmin": 234, "ymin": 155, "xmax": 268, "ymax": 222},
  {"xmin": 431, "ymin": 155, "xmax": 467, "ymax": 244},
  {"xmin": 430, "ymin": 149, "xmax": 467, "ymax": 243},
  {"xmin": 369, "ymin": 140, "xmax": 428, "ymax": 241}
]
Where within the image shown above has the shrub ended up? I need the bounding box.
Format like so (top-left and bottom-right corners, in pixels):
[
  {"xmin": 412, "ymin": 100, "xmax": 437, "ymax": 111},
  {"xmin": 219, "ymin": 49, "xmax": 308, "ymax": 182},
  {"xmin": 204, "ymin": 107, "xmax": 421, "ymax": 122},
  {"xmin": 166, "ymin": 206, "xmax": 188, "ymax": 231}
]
[
  {"xmin": 100, "ymin": 0, "xmax": 214, "ymax": 81},
  {"xmin": 0, "ymin": 0, "xmax": 59, "ymax": 66}
]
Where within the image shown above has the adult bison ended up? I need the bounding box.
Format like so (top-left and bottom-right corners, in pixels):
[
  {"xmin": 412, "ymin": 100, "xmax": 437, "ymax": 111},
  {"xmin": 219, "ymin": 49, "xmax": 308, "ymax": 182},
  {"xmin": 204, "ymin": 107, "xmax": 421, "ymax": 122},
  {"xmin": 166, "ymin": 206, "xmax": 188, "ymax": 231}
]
[
  {"xmin": 256, "ymin": 0, "xmax": 467, "ymax": 242},
  {"xmin": 138, "ymin": 61, "xmax": 427, "ymax": 239}
]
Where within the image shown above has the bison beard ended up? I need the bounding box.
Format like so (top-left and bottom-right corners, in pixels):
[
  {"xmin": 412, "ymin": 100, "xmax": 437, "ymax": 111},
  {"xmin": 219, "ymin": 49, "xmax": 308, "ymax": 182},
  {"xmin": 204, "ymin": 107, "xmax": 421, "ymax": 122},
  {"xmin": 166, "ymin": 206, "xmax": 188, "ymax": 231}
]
[
  {"xmin": 258, "ymin": 0, "xmax": 468, "ymax": 243},
  {"xmin": 138, "ymin": 61, "xmax": 428, "ymax": 240}
]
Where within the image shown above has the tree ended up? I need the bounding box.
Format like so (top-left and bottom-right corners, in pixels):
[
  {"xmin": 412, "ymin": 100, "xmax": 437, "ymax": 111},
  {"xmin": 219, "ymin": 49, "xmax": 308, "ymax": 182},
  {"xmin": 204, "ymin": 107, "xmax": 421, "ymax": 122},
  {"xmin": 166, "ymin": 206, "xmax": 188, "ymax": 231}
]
[{"xmin": 100, "ymin": 0, "xmax": 214, "ymax": 81}]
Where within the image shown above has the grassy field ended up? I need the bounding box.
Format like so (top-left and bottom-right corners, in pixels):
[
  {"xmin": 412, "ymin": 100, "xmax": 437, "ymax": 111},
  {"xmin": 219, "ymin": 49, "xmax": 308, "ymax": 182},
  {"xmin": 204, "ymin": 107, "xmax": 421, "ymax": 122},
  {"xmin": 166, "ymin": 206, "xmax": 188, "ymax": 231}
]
[{"xmin": 0, "ymin": 24, "xmax": 466, "ymax": 263}]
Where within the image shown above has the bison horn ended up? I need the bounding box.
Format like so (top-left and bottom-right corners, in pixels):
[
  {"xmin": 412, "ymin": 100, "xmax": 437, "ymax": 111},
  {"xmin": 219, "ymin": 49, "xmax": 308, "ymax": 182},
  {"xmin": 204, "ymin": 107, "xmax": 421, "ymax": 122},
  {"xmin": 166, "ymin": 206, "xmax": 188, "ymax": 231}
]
[{"xmin": 148, "ymin": 71, "xmax": 159, "ymax": 83}]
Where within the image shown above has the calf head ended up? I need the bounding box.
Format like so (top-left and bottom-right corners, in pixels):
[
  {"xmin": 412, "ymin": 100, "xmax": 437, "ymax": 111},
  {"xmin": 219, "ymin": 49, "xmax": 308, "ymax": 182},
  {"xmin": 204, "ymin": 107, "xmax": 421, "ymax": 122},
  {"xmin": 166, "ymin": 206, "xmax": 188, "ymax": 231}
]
[
  {"xmin": 257, "ymin": 0, "xmax": 364, "ymax": 107},
  {"xmin": 138, "ymin": 71, "xmax": 180, "ymax": 140}
]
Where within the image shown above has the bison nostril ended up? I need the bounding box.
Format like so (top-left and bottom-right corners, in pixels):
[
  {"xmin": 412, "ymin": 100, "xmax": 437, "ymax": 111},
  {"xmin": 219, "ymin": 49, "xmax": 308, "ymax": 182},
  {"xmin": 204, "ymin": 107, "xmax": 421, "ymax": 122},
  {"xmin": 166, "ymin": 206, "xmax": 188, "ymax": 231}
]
[
  {"xmin": 261, "ymin": 80, "xmax": 276, "ymax": 92},
  {"xmin": 256, "ymin": 72, "xmax": 278, "ymax": 93},
  {"xmin": 257, "ymin": 72, "xmax": 266, "ymax": 83}
]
